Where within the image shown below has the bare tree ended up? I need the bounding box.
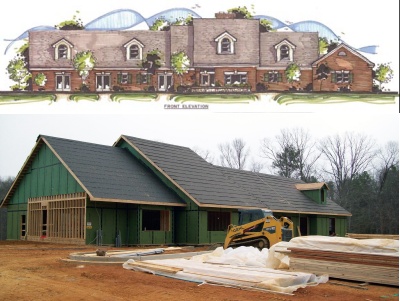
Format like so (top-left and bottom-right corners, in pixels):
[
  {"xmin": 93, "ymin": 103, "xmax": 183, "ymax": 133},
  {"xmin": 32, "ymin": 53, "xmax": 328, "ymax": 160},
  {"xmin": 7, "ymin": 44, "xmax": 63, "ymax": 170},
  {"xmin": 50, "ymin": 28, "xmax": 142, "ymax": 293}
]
[
  {"xmin": 318, "ymin": 132, "xmax": 376, "ymax": 207},
  {"xmin": 249, "ymin": 160, "xmax": 264, "ymax": 173},
  {"xmin": 218, "ymin": 138, "xmax": 249, "ymax": 170},
  {"xmin": 260, "ymin": 128, "xmax": 320, "ymax": 181},
  {"xmin": 192, "ymin": 146, "xmax": 214, "ymax": 164},
  {"xmin": 375, "ymin": 141, "xmax": 399, "ymax": 192}
]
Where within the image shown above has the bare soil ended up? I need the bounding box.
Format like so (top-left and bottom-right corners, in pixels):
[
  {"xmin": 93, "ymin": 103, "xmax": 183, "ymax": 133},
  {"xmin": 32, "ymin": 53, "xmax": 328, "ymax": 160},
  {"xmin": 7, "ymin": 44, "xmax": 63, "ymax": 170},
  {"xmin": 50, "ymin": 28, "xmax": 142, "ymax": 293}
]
[{"xmin": 0, "ymin": 241, "xmax": 398, "ymax": 301}]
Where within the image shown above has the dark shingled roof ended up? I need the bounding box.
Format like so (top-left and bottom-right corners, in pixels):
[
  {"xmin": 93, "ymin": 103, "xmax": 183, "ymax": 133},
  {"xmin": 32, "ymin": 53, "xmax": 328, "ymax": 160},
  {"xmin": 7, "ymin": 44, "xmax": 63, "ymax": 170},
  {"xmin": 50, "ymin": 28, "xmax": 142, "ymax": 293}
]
[
  {"xmin": 120, "ymin": 135, "xmax": 351, "ymax": 216},
  {"xmin": 40, "ymin": 135, "xmax": 185, "ymax": 205}
]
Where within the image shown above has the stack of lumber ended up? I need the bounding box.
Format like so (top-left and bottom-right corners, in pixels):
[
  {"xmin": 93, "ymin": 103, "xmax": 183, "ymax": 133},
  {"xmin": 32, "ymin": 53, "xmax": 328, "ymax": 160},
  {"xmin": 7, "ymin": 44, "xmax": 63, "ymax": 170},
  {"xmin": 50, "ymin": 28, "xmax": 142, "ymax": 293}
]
[
  {"xmin": 286, "ymin": 247, "xmax": 399, "ymax": 286},
  {"xmin": 346, "ymin": 233, "xmax": 399, "ymax": 240}
]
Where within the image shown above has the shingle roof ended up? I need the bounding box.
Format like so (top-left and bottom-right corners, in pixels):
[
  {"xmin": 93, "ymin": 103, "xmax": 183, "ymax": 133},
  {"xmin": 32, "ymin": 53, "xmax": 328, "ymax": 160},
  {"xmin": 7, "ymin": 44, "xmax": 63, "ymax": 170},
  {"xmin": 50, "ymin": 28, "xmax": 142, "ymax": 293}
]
[
  {"xmin": 119, "ymin": 135, "xmax": 351, "ymax": 216},
  {"xmin": 29, "ymin": 30, "xmax": 170, "ymax": 69},
  {"xmin": 260, "ymin": 32, "xmax": 319, "ymax": 68},
  {"xmin": 192, "ymin": 18, "xmax": 260, "ymax": 67},
  {"xmin": 39, "ymin": 135, "xmax": 185, "ymax": 205}
]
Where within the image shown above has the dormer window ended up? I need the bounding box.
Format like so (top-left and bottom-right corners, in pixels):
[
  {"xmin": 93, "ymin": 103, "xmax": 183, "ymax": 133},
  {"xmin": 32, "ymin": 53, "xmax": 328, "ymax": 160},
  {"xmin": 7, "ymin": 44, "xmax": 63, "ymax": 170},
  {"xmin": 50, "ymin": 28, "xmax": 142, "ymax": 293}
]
[
  {"xmin": 215, "ymin": 32, "xmax": 237, "ymax": 54},
  {"xmin": 52, "ymin": 39, "xmax": 73, "ymax": 60},
  {"xmin": 280, "ymin": 45, "xmax": 289, "ymax": 59},
  {"xmin": 124, "ymin": 38, "xmax": 144, "ymax": 60},
  {"xmin": 274, "ymin": 39, "xmax": 296, "ymax": 62},
  {"xmin": 58, "ymin": 45, "xmax": 68, "ymax": 59}
]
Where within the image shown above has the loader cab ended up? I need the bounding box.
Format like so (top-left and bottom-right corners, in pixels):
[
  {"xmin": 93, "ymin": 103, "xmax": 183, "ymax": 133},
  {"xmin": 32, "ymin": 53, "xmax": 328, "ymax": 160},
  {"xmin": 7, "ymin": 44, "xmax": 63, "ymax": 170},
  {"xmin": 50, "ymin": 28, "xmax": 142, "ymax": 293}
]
[{"xmin": 238, "ymin": 209, "xmax": 273, "ymax": 225}]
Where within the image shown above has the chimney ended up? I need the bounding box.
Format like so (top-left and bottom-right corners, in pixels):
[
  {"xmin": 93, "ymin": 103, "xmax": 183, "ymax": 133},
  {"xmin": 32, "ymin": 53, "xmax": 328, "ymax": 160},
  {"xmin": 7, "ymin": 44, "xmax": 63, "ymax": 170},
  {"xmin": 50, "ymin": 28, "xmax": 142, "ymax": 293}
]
[{"xmin": 215, "ymin": 12, "xmax": 236, "ymax": 19}]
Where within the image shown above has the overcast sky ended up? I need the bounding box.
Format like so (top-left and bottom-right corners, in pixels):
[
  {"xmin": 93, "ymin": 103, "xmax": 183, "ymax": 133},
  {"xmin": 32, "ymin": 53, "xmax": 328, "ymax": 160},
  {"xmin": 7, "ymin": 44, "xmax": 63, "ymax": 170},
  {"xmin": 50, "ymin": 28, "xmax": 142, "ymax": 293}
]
[{"xmin": 0, "ymin": 112, "xmax": 398, "ymax": 179}]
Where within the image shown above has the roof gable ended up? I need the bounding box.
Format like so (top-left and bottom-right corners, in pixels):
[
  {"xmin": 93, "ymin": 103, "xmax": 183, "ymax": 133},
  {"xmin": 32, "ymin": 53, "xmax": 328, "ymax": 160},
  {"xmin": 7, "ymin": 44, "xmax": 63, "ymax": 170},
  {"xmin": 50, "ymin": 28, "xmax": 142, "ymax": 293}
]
[
  {"xmin": 313, "ymin": 43, "xmax": 375, "ymax": 67},
  {"xmin": 2, "ymin": 135, "xmax": 185, "ymax": 207}
]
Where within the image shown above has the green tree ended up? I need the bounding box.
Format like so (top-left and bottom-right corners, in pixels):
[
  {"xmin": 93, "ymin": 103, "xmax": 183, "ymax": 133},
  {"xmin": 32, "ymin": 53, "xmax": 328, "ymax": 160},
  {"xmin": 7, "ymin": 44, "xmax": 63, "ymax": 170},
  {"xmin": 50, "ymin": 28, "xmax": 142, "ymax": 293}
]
[
  {"xmin": 373, "ymin": 63, "xmax": 394, "ymax": 91},
  {"xmin": 6, "ymin": 54, "xmax": 31, "ymax": 91},
  {"xmin": 141, "ymin": 49, "xmax": 163, "ymax": 74},
  {"xmin": 55, "ymin": 11, "xmax": 84, "ymax": 30},
  {"xmin": 272, "ymin": 145, "xmax": 301, "ymax": 178},
  {"xmin": 73, "ymin": 50, "xmax": 96, "ymax": 85},
  {"xmin": 0, "ymin": 176, "xmax": 14, "ymax": 200},
  {"xmin": 150, "ymin": 17, "xmax": 170, "ymax": 31},
  {"xmin": 34, "ymin": 73, "xmax": 47, "ymax": 88},
  {"xmin": 227, "ymin": 6, "xmax": 253, "ymax": 19},
  {"xmin": 171, "ymin": 51, "xmax": 190, "ymax": 85},
  {"xmin": 285, "ymin": 63, "xmax": 301, "ymax": 83}
]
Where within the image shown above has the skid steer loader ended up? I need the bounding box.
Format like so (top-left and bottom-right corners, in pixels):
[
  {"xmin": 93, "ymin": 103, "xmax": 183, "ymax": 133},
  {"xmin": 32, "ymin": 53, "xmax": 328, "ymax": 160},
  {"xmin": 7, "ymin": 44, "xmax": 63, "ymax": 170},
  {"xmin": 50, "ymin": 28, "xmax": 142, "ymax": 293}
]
[{"xmin": 223, "ymin": 209, "xmax": 293, "ymax": 249}]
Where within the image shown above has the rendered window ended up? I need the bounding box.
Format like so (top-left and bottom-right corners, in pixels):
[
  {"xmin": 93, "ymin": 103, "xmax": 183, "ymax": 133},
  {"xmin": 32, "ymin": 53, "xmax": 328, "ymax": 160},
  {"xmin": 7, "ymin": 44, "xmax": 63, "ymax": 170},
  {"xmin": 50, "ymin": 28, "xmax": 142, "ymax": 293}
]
[
  {"xmin": 264, "ymin": 71, "xmax": 283, "ymax": 83},
  {"xmin": 55, "ymin": 74, "xmax": 70, "ymax": 91},
  {"xmin": 118, "ymin": 73, "xmax": 132, "ymax": 84},
  {"xmin": 96, "ymin": 74, "xmax": 111, "ymax": 91},
  {"xmin": 142, "ymin": 210, "xmax": 170, "ymax": 231},
  {"xmin": 136, "ymin": 73, "xmax": 152, "ymax": 84},
  {"xmin": 208, "ymin": 211, "xmax": 230, "ymax": 231},
  {"xmin": 221, "ymin": 38, "xmax": 231, "ymax": 53},
  {"xmin": 58, "ymin": 45, "xmax": 68, "ymax": 59},
  {"xmin": 280, "ymin": 45, "xmax": 289, "ymax": 59},
  {"xmin": 129, "ymin": 45, "xmax": 140, "ymax": 59},
  {"xmin": 332, "ymin": 71, "xmax": 352, "ymax": 83},
  {"xmin": 200, "ymin": 73, "xmax": 215, "ymax": 86},
  {"xmin": 224, "ymin": 73, "xmax": 247, "ymax": 85}
]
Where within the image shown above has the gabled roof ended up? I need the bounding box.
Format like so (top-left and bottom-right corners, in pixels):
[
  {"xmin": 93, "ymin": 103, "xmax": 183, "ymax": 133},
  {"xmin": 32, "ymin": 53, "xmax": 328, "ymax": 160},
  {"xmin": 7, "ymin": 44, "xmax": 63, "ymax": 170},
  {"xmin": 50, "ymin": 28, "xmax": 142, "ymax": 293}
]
[
  {"xmin": 1, "ymin": 135, "xmax": 185, "ymax": 207},
  {"xmin": 29, "ymin": 30, "xmax": 170, "ymax": 69},
  {"xmin": 259, "ymin": 32, "xmax": 319, "ymax": 68},
  {"xmin": 312, "ymin": 42, "xmax": 375, "ymax": 67},
  {"xmin": 116, "ymin": 135, "xmax": 351, "ymax": 216},
  {"xmin": 192, "ymin": 18, "xmax": 260, "ymax": 67}
]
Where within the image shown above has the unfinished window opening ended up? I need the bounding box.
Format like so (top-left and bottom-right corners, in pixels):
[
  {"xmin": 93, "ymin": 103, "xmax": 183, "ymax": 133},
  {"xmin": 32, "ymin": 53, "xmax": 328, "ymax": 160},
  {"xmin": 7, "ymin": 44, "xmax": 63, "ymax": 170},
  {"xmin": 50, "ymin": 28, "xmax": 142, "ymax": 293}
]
[
  {"xmin": 299, "ymin": 216, "xmax": 308, "ymax": 236},
  {"xmin": 28, "ymin": 192, "xmax": 86, "ymax": 242},
  {"xmin": 329, "ymin": 218, "xmax": 336, "ymax": 236},
  {"xmin": 142, "ymin": 210, "xmax": 170, "ymax": 231},
  {"xmin": 207, "ymin": 211, "xmax": 231, "ymax": 231},
  {"xmin": 21, "ymin": 215, "xmax": 26, "ymax": 238}
]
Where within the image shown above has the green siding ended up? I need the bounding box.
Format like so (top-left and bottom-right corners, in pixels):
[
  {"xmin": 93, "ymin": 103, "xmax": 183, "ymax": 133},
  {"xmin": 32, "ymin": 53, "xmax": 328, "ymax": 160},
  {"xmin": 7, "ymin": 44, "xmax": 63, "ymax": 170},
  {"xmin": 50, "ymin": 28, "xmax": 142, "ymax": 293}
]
[{"xmin": 6, "ymin": 143, "xmax": 85, "ymax": 241}]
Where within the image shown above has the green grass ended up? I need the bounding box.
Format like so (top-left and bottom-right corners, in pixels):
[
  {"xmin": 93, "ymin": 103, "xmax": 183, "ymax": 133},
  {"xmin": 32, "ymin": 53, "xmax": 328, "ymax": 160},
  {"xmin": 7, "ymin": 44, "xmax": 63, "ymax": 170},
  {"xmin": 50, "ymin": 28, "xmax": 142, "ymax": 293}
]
[
  {"xmin": 0, "ymin": 93, "xmax": 57, "ymax": 105},
  {"xmin": 68, "ymin": 94, "xmax": 100, "ymax": 102},
  {"xmin": 110, "ymin": 93, "xmax": 158, "ymax": 102},
  {"xmin": 171, "ymin": 93, "xmax": 260, "ymax": 104},
  {"xmin": 274, "ymin": 93, "xmax": 398, "ymax": 105}
]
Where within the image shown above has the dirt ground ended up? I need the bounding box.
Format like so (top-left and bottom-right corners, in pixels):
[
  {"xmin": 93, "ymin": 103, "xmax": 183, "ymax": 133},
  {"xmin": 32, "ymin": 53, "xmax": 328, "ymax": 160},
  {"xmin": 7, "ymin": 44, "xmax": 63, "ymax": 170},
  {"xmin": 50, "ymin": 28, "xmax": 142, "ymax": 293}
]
[{"xmin": 0, "ymin": 241, "xmax": 398, "ymax": 301}]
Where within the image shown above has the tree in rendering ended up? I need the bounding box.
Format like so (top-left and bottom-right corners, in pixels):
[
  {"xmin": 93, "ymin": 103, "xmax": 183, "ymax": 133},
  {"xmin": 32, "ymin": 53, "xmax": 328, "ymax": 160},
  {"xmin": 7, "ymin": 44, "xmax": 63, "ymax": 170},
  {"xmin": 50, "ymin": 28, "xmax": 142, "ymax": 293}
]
[
  {"xmin": 315, "ymin": 62, "xmax": 331, "ymax": 91},
  {"xmin": 141, "ymin": 49, "xmax": 163, "ymax": 75},
  {"xmin": 171, "ymin": 51, "xmax": 190, "ymax": 86},
  {"xmin": 72, "ymin": 50, "xmax": 96, "ymax": 87},
  {"xmin": 6, "ymin": 54, "xmax": 31, "ymax": 91},
  {"xmin": 373, "ymin": 62, "xmax": 394, "ymax": 91},
  {"xmin": 55, "ymin": 11, "xmax": 84, "ymax": 30}
]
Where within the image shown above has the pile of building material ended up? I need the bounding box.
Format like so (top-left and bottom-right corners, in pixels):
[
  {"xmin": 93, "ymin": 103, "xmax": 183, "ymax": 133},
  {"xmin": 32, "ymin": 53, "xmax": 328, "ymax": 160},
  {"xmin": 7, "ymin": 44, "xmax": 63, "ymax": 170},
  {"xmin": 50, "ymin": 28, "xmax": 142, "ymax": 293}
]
[
  {"xmin": 270, "ymin": 236, "xmax": 399, "ymax": 286},
  {"xmin": 123, "ymin": 246, "xmax": 328, "ymax": 294}
]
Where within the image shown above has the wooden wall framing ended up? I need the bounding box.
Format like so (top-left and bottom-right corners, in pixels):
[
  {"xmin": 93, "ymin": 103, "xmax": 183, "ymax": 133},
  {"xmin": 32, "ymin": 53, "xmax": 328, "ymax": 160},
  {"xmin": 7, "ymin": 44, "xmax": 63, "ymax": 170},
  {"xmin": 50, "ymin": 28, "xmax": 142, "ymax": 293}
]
[{"xmin": 27, "ymin": 192, "xmax": 86, "ymax": 244}]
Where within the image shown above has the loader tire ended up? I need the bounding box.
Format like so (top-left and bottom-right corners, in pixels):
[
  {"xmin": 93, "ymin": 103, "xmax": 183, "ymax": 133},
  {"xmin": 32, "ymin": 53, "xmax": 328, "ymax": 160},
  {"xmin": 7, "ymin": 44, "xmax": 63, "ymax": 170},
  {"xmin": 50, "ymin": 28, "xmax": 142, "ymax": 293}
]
[{"xmin": 256, "ymin": 238, "xmax": 269, "ymax": 250}]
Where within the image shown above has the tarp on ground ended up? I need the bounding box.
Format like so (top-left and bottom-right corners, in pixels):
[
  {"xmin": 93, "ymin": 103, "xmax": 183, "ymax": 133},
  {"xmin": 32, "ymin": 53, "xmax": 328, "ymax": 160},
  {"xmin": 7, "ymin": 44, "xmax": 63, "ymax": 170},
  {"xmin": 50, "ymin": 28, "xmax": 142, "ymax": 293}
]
[{"xmin": 123, "ymin": 245, "xmax": 328, "ymax": 294}]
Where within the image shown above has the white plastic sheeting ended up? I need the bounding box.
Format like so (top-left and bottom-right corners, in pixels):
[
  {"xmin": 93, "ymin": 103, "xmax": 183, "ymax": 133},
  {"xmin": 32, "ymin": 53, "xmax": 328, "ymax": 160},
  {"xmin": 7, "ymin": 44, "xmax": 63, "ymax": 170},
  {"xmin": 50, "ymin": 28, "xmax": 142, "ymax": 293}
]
[
  {"xmin": 123, "ymin": 245, "xmax": 328, "ymax": 293},
  {"xmin": 266, "ymin": 235, "xmax": 400, "ymax": 269}
]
